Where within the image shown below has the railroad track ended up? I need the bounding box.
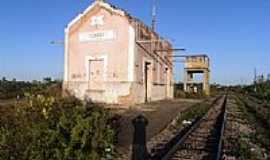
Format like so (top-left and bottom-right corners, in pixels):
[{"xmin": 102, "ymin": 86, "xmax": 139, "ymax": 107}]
[
  {"xmin": 151, "ymin": 95, "xmax": 227, "ymax": 160},
  {"xmin": 222, "ymin": 95, "xmax": 245, "ymax": 159}
]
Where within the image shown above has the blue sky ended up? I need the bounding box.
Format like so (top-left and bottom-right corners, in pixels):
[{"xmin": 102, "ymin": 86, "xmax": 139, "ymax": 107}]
[{"xmin": 0, "ymin": 0, "xmax": 269, "ymax": 85}]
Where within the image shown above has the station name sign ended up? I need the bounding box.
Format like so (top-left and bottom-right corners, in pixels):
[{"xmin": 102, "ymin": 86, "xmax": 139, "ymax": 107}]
[{"xmin": 79, "ymin": 30, "xmax": 115, "ymax": 42}]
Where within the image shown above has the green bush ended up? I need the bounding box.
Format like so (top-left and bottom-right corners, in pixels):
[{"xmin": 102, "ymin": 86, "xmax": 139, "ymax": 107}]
[
  {"xmin": 0, "ymin": 77, "xmax": 62, "ymax": 100},
  {"xmin": 0, "ymin": 94, "xmax": 114, "ymax": 160},
  {"xmin": 243, "ymin": 81, "xmax": 270, "ymax": 102}
]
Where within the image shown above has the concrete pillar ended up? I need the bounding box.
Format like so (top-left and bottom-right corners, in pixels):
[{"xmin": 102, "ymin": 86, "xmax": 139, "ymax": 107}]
[
  {"xmin": 184, "ymin": 69, "xmax": 188, "ymax": 92},
  {"xmin": 203, "ymin": 69, "xmax": 210, "ymax": 95}
]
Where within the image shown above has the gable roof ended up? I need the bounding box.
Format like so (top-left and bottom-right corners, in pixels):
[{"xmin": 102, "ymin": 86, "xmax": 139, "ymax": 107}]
[
  {"xmin": 65, "ymin": 1, "xmax": 171, "ymax": 46},
  {"xmin": 66, "ymin": 1, "xmax": 125, "ymax": 30}
]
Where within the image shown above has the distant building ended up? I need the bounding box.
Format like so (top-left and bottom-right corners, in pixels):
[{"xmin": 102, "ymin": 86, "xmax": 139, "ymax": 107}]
[
  {"xmin": 63, "ymin": 0, "xmax": 174, "ymax": 104},
  {"xmin": 183, "ymin": 54, "xmax": 210, "ymax": 95}
]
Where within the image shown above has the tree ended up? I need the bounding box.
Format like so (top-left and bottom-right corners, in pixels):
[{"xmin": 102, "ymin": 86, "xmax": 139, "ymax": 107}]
[
  {"xmin": 43, "ymin": 77, "xmax": 52, "ymax": 84},
  {"xmin": 2, "ymin": 77, "xmax": 7, "ymax": 81}
]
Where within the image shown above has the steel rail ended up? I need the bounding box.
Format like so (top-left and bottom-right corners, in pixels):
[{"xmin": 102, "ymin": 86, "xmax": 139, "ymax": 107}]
[
  {"xmin": 154, "ymin": 95, "xmax": 227, "ymax": 160},
  {"xmin": 214, "ymin": 96, "xmax": 227, "ymax": 160}
]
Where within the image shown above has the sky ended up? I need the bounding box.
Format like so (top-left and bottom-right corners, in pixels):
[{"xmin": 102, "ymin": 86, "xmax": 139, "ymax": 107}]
[{"xmin": 0, "ymin": 0, "xmax": 270, "ymax": 85}]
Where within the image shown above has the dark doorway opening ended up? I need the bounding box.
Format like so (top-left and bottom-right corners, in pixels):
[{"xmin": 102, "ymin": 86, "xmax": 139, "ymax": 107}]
[{"xmin": 144, "ymin": 62, "xmax": 151, "ymax": 103}]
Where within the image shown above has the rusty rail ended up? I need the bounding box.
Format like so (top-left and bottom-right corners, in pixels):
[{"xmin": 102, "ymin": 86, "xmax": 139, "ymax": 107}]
[
  {"xmin": 152, "ymin": 95, "xmax": 227, "ymax": 160},
  {"xmin": 214, "ymin": 97, "xmax": 227, "ymax": 160}
]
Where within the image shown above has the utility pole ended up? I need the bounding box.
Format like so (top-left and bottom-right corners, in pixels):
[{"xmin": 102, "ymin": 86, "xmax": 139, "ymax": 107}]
[
  {"xmin": 254, "ymin": 68, "xmax": 257, "ymax": 83},
  {"xmin": 254, "ymin": 68, "xmax": 257, "ymax": 92}
]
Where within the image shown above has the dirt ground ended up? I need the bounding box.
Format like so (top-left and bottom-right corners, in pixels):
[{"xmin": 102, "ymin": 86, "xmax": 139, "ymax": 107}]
[{"xmin": 110, "ymin": 99, "xmax": 202, "ymax": 153}]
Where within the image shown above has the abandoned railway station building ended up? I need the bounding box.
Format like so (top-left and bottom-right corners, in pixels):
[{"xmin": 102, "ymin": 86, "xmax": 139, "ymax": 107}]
[{"xmin": 63, "ymin": 0, "xmax": 174, "ymax": 104}]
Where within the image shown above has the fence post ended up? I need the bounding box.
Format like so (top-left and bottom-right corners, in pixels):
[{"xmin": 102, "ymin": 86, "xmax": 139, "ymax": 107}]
[{"xmin": 132, "ymin": 114, "xmax": 149, "ymax": 160}]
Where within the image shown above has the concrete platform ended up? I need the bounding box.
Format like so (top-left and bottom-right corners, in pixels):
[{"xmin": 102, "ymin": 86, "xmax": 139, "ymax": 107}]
[{"xmin": 111, "ymin": 98, "xmax": 202, "ymax": 157}]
